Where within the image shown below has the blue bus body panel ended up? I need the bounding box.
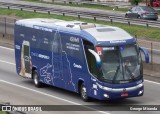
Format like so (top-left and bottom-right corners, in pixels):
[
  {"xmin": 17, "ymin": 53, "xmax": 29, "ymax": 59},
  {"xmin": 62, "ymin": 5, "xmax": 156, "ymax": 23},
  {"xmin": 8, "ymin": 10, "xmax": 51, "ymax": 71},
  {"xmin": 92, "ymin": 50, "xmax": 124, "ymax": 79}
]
[
  {"xmin": 15, "ymin": 22, "xmax": 143, "ymax": 100},
  {"xmin": 14, "ymin": 24, "xmax": 91, "ymax": 93}
]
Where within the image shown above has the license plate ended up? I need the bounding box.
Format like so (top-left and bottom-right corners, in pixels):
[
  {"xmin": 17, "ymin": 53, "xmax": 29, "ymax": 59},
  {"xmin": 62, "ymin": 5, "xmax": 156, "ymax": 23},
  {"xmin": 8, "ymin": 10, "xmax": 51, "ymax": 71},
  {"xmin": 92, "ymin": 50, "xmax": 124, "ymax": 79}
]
[{"xmin": 121, "ymin": 93, "xmax": 128, "ymax": 97}]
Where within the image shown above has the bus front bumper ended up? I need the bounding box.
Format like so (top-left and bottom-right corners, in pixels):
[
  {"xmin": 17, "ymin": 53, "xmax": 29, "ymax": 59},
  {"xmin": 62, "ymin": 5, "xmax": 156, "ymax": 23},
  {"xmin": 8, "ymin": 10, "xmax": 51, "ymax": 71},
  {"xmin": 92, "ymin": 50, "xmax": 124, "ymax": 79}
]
[{"xmin": 96, "ymin": 82, "xmax": 144, "ymax": 100}]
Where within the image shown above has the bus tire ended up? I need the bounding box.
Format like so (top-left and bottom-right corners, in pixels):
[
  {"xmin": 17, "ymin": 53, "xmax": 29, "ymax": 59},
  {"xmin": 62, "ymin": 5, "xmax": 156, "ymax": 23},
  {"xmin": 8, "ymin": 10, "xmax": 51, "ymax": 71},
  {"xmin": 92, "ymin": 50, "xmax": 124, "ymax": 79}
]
[
  {"xmin": 33, "ymin": 70, "xmax": 42, "ymax": 88},
  {"xmin": 80, "ymin": 83, "xmax": 89, "ymax": 102}
]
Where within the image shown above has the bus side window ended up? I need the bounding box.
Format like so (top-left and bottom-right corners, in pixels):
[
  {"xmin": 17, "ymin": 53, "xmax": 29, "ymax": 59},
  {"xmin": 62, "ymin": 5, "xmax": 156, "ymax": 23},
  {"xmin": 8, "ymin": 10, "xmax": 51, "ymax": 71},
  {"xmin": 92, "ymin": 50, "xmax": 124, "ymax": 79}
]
[{"xmin": 83, "ymin": 40, "xmax": 98, "ymax": 78}]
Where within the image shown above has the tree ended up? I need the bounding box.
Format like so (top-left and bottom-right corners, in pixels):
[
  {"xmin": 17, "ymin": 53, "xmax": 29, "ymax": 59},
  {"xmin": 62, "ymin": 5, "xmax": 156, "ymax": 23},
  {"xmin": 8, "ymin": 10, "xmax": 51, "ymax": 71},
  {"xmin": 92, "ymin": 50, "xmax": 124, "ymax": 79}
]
[
  {"xmin": 150, "ymin": 0, "xmax": 154, "ymax": 7},
  {"xmin": 130, "ymin": 0, "xmax": 139, "ymax": 5},
  {"xmin": 135, "ymin": 0, "xmax": 139, "ymax": 5}
]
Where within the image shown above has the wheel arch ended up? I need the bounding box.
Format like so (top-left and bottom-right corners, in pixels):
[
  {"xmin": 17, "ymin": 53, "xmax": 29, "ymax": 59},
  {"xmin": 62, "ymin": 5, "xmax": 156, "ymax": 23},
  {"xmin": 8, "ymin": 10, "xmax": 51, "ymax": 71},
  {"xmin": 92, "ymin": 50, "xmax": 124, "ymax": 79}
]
[
  {"xmin": 32, "ymin": 66, "xmax": 37, "ymax": 79},
  {"xmin": 78, "ymin": 79, "xmax": 84, "ymax": 94}
]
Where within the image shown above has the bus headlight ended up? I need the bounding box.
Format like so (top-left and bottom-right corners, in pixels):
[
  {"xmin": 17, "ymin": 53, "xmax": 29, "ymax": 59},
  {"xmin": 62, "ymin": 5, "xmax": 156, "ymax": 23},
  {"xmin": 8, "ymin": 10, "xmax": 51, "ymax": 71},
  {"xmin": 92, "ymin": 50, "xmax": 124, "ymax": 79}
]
[
  {"xmin": 138, "ymin": 90, "xmax": 143, "ymax": 95},
  {"xmin": 137, "ymin": 83, "xmax": 143, "ymax": 88},
  {"xmin": 96, "ymin": 83, "xmax": 112, "ymax": 91},
  {"xmin": 104, "ymin": 94, "xmax": 109, "ymax": 98}
]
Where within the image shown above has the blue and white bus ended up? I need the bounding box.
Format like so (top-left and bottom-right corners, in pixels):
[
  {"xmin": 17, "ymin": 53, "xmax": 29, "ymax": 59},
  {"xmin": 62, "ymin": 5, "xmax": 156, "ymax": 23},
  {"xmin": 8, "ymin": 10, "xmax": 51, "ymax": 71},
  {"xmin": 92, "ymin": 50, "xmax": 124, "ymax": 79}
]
[{"xmin": 14, "ymin": 18, "xmax": 149, "ymax": 101}]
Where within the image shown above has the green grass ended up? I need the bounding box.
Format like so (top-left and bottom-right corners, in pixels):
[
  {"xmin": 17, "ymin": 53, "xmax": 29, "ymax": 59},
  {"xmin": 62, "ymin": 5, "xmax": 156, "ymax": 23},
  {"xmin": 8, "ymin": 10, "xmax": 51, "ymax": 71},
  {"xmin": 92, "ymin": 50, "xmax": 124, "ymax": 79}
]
[
  {"xmin": 22, "ymin": 0, "xmax": 128, "ymax": 12},
  {"xmin": 0, "ymin": 111, "xmax": 6, "ymax": 114},
  {"xmin": 0, "ymin": 7, "xmax": 160, "ymax": 41}
]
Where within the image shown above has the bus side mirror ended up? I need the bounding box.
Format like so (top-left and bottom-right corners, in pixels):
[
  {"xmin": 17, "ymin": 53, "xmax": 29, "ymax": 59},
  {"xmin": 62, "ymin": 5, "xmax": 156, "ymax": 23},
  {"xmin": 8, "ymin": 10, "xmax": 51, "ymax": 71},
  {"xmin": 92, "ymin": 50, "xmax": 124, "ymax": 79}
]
[
  {"xmin": 88, "ymin": 49, "xmax": 101, "ymax": 67},
  {"xmin": 140, "ymin": 47, "xmax": 149, "ymax": 64}
]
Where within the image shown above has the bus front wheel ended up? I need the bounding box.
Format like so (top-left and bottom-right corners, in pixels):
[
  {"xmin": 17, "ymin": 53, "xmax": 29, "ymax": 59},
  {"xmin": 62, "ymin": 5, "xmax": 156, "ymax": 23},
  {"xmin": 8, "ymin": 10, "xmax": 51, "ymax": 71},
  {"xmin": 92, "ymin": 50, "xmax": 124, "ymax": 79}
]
[
  {"xmin": 33, "ymin": 70, "xmax": 42, "ymax": 88},
  {"xmin": 80, "ymin": 84, "xmax": 89, "ymax": 102}
]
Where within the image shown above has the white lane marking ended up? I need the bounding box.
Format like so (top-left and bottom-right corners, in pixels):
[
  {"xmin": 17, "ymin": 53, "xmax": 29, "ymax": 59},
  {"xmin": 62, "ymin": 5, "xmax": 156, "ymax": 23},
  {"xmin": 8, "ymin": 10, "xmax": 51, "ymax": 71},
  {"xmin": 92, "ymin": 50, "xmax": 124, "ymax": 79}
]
[
  {"xmin": 0, "ymin": 60, "xmax": 15, "ymax": 65},
  {"xmin": 0, "ymin": 79, "xmax": 109, "ymax": 114},
  {"xmin": 144, "ymin": 80, "xmax": 160, "ymax": 85},
  {"xmin": 0, "ymin": 46, "xmax": 14, "ymax": 51}
]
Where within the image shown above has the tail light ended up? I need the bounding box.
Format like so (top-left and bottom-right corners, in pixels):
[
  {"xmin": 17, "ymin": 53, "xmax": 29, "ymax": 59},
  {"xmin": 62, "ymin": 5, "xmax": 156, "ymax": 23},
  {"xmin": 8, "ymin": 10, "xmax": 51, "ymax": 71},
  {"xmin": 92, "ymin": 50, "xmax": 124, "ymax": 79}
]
[
  {"xmin": 151, "ymin": 11, "xmax": 158, "ymax": 14},
  {"xmin": 142, "ymin": 11, "xmax": 148, "ymax": 15}
]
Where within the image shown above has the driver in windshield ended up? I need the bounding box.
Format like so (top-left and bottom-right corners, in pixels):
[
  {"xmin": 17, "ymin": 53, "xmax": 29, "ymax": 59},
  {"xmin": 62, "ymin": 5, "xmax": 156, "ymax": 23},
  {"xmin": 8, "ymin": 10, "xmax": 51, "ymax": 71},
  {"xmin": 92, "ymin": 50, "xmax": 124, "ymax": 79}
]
[{"xmin": 124, "ymin": 59, "xmax": 131, "ymax": 67}]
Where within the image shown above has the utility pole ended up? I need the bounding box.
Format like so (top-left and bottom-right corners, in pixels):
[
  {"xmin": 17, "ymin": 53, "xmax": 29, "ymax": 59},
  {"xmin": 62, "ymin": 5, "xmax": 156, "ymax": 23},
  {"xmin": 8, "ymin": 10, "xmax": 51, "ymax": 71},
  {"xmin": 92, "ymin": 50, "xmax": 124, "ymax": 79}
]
[
  {"xmin": 150, "ymin": 0, "xmax": 153, "ymax": 7},
  {"xmin": 146, "ymin": 0, "xmax": 147, "ymax": 6}
]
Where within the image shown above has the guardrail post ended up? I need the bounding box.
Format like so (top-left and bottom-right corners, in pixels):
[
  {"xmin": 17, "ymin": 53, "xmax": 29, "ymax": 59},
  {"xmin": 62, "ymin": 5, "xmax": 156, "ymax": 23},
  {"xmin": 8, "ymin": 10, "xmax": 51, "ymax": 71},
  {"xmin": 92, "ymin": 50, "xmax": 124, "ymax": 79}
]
[
  {"xmin": 21, "ymin": 8, "xmax": 23, "ymax": 11},
  {"xmin": 34, "ymin": 10, "xmax": 36, "ymax": 13},
  {"xmin": 110, "ymin": 19, "xmax": 113, "ymax": 24},
  {"xmin": 128, "ymin": 21, "xmax": 130, "ymax": 26},
  {"xmin": 94, "ymin": 17, "xmax": 96, "ymax": 21},
  {"xmin": 14, "ymin": 19, "xmax": 17, "ymax": 23},
  {"xmin": 113, "ymin": 6, "xmax": 118, "ymax": 10},
  {"xmin": 4, "ymin": 17, "xmax": 6, "ymax": 37},
  {"xmin": 7, "ymin": 6, "xmax": 10, "ymax": 9},
  {"xmin": 78, "ymin": 15, "xmax": 80, "ymax": 19},
  {"xmin": 48, "ymin": 11, "xmax": 50, "ymax": 15},
  {"xmin": 151, "ymin": 42, "xmax": 153, "ymax": 64},
  {"xmin": 135, "ymin": 35, "xmax": 137, "ymax": 41},
  {"xmin": 146, "ymin": 23, "xmax": 149, "ymax": 28},
  {"xmin": 63, "ymin": 13, "xmax": 65, "ymax": 16}
]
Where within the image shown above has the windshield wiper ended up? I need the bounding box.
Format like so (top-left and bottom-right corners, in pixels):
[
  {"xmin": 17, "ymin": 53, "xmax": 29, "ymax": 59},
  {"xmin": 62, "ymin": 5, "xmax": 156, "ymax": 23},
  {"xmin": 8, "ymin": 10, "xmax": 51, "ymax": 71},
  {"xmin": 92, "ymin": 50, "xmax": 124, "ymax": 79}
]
[
  {"xmin": 112, "ymin": 65, "xmax": 120, "ymax": 83},
  {"xmin": 125, "ymin": 65, "xmax": 136, "ymax": 81}
]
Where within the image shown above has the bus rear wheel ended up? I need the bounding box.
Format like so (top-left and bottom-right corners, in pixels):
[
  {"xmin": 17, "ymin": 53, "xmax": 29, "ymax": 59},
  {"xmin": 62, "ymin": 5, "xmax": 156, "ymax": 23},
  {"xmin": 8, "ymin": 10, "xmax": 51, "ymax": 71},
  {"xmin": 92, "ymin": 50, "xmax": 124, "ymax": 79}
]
[
  {"xmin": 80, "ymin": 84, "xmax": 89, "ymax": 102},
  {"xmin": 33, "ymin": 70, "xmax": 42, "ymax": 88}
]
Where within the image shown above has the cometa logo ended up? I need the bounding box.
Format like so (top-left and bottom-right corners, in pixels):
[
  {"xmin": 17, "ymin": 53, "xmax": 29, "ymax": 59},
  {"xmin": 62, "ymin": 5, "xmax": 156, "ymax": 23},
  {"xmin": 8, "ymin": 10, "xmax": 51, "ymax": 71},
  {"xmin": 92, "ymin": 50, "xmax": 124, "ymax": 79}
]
[{"xmin": 73, "ymin": 63, "xmax": 82, "ymax": 69}]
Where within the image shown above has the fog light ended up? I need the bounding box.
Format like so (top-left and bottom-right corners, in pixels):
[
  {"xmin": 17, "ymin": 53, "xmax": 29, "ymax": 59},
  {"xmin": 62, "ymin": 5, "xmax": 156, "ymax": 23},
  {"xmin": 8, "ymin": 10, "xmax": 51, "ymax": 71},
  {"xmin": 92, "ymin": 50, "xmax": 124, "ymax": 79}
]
[
  {"xmin": 138, "ymin": 90, "xmax": 143, "ymax": 95},
  {"xmin": 104, "ymin": 94, "xmax": 109, "ymax": 98}
]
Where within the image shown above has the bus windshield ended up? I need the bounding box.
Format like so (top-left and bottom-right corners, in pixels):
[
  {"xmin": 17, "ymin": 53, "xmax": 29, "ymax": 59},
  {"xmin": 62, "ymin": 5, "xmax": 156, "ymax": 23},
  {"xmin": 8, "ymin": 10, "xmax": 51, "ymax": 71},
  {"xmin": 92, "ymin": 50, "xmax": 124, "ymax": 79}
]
[{"xmin": 97, "ymin": 45, "xmax": 142, "ymax": 84}]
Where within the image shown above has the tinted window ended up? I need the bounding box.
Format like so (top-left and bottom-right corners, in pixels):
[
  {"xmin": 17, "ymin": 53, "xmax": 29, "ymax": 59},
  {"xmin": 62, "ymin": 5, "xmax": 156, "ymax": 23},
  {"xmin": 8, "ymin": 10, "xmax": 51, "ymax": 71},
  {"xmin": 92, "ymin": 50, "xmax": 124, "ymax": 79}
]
[
  {"xmin": 83, "ymin": 40, "xmax": 100, "ymax": 78},
  {"xmin": 141, "ymin": 7, "xmax": 155, "ymax": 12},
  {"xmin": 131, "ymin": 7, "xmax": 137, "ymax": 11},
  {"xmin": 136, "ymin": 7, "xmax": 141, "ymax": 12}
]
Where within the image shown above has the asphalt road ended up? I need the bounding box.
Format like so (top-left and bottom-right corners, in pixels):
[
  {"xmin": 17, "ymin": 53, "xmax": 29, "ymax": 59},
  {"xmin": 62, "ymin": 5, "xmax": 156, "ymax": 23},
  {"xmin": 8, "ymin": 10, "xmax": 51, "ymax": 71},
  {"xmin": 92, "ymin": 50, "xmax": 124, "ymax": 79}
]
[
  {"xmin": 0, "ymin": 20, "xmax": 14, "ymax": 35},
  {"xmin": 0, "ymin": 46, "xmax": 160, "ymax": 114}
]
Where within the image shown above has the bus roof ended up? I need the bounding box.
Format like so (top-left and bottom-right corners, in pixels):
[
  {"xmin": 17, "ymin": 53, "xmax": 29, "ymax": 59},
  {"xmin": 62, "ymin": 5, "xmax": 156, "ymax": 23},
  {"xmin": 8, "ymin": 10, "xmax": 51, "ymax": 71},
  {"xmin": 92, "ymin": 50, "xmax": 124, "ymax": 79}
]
[{"xmin": 16, "ymin": 18, "xmax": 135, "ymax": 46}]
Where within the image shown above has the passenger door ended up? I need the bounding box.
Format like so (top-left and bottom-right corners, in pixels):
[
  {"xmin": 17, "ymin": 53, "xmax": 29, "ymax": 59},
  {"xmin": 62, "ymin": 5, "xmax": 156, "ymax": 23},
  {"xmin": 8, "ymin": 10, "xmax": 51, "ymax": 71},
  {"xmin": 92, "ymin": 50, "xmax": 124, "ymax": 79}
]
[
  {"xmin": 135, "ymin": 7, "xmax": 142, "ymax": 18},
  {"xmin": 83, "ymin": 40, "xmax": 100, "ymax": 97}
]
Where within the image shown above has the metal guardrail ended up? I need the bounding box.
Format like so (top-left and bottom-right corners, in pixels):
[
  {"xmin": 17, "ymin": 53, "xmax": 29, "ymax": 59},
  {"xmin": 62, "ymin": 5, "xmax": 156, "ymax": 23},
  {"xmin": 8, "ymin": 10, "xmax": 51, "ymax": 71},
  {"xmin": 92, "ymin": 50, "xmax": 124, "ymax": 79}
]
[
  {"xmin": 0, "ymin": 2, "xmax": 160, "ymax": 28},
  {"xmin": 43, "ymin": 0, "xmax": 132, "ymax": 8}
]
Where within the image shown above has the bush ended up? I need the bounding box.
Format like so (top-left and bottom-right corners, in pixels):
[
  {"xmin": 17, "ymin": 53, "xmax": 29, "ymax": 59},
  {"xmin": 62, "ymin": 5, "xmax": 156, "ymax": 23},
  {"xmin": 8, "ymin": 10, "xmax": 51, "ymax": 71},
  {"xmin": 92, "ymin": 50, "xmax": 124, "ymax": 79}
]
[{"xmin": 130, "ymin": 0, "xmax": 142, "ymax": 5}]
